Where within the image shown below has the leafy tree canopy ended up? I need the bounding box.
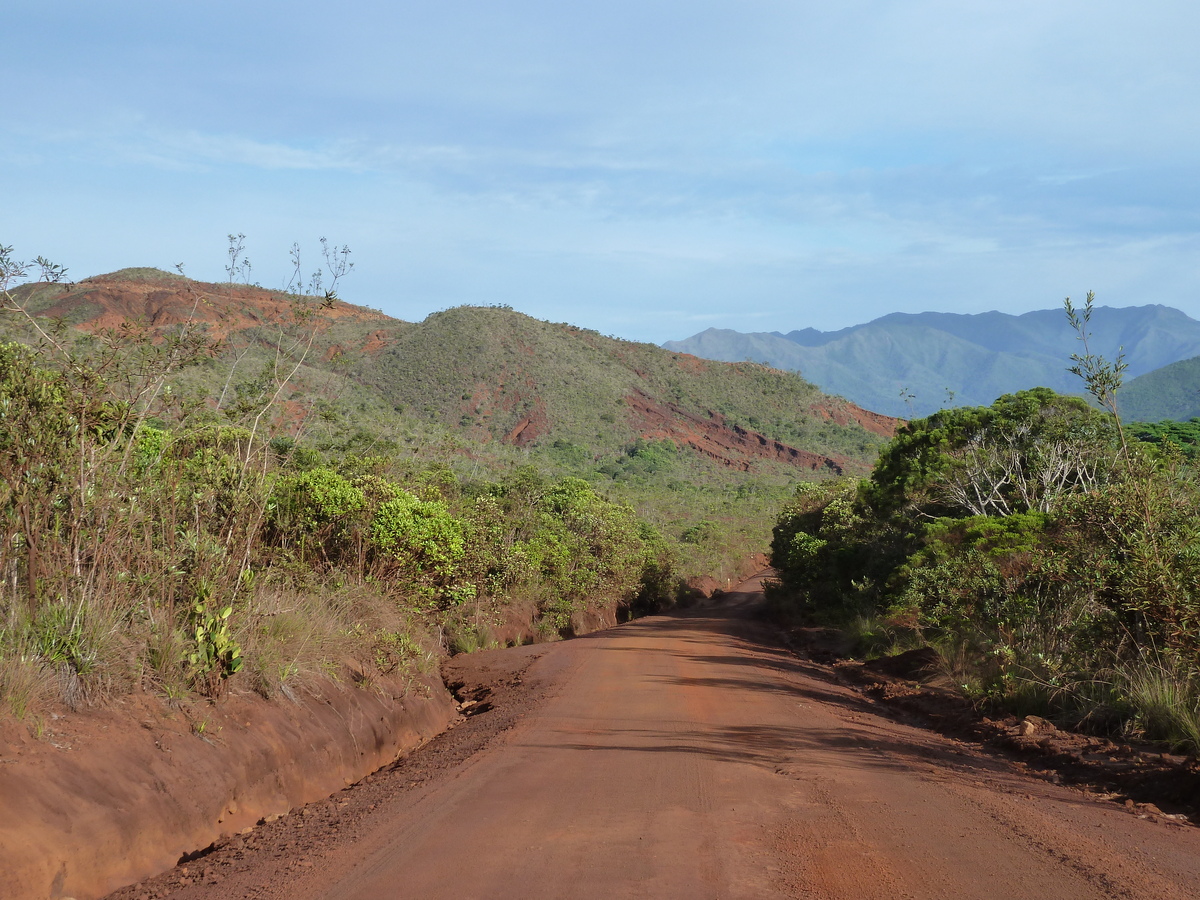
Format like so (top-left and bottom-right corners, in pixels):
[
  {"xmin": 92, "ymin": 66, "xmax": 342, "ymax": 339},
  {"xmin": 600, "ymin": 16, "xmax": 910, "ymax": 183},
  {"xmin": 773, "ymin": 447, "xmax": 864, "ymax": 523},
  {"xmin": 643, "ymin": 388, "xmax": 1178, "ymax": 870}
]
[{"xmin": 866, "ymin": 387, "xmax": 1118, "ymax": 519}]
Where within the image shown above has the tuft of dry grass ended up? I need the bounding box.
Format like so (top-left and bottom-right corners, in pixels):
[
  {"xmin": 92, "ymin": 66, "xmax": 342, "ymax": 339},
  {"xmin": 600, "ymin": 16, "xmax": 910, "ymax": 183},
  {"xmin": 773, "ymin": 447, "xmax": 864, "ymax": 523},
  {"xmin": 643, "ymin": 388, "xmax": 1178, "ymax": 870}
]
[
  {"xmin": 1116, "ymin": 657, "xmax": 1200, "ymax": 753},
  {"xmin": 0, "ymin": 653, "xmax": 55, "ymax": 720},
  {"xmin": 235, "ymin": 586, "xmax": 354, "ymax": 700}
]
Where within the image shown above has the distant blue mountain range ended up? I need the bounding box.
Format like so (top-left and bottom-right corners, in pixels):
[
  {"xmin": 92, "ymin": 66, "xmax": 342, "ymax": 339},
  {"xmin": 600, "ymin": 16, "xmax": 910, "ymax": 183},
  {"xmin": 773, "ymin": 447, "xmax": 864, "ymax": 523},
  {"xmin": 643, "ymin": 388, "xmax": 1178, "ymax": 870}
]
[{"xmin": 664, "ymin": 305, "xmax": 1200, "ymax": 418}]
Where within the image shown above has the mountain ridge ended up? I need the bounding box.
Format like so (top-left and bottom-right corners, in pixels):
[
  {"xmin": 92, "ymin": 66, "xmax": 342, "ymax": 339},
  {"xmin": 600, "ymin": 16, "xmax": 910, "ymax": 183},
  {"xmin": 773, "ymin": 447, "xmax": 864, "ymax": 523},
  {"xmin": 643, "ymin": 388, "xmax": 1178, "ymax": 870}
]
[{"xmin": 666, "ymin": 304, "xmax": 1200, "ymax": 417}]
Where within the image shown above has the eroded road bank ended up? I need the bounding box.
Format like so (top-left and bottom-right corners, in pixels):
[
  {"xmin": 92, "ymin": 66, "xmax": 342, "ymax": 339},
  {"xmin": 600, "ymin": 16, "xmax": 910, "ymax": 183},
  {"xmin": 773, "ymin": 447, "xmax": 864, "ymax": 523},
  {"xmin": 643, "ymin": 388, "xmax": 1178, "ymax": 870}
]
[{"xmin": 111, "ymin": 575, "xmax": 1200, "ymax": 899}]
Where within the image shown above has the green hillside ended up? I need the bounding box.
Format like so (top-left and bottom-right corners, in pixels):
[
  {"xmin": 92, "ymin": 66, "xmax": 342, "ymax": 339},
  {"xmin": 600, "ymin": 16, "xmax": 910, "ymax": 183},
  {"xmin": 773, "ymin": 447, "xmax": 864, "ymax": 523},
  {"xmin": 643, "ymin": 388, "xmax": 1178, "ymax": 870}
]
[
  {"xmin": 2, "ymin": 272, "xmax": 894, "ymax": 584},
  {"xmin": 1120, "ymin": 355, "xmax": 1200, "ymax": 421},
  {"xmin": 361, "ymin": 305, "xmax": 884, "ymax": 463}
]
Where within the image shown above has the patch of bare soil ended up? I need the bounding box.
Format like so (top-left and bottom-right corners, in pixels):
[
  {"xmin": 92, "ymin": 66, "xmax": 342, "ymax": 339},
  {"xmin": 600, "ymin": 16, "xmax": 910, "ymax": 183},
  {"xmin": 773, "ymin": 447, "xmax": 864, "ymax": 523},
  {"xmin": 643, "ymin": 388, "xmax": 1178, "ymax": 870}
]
[
  {"xmin": 788, "ymin": 629, "xmax": 1200, "ymax": 826},
  {"xmin": 456, "ymin": 371, "xmax": 548, "ymax": 446},
  {"xmin": 102, "ymin": 645, "xmax": 559, "ymax": 900},
  {"xmin": 504, "ymin": 399, "xmax": 550, "ymax": 446},
  {"xmin": 810, "ymin": 398, "xmax": 902, "ymax": 438},
  {"xmin": 624, "ymin": 389, "xmax": 850, "ymax": 473},
  {"xmin": 26, "ymin": 274, "xmax": 390, "ymax": 342}
]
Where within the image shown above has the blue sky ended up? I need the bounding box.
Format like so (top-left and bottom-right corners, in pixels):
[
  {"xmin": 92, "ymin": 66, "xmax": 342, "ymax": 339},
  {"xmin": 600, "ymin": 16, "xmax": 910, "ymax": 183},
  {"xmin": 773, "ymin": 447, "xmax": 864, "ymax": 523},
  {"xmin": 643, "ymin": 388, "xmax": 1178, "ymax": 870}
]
[{"xmin": 4, "ymin": 1, "xmax": 1199, "ymax": 342}]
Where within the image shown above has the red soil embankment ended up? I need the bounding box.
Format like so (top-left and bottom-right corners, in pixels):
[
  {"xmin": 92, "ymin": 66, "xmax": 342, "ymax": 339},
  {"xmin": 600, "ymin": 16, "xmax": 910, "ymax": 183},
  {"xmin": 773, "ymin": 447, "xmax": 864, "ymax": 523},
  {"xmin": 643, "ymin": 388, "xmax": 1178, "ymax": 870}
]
[
  {"xmin": 813, "ymin": 400, "xmax": 901, "ymax": 438},
  {"xmin": 0, "ymin": 676, "xmax": 456, "ymax": 900},
  {"xmin": 625, "ymin": 390, "xmax": 848, "ymax": 474}
]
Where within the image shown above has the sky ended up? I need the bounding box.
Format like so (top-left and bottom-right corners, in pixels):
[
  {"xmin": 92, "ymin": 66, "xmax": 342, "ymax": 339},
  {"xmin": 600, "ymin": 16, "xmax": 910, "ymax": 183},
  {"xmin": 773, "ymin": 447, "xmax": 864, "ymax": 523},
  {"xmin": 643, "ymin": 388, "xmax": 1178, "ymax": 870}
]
[{"xmin": 4, "ymin": 1, "xmax": 1200, "ymax": 343}]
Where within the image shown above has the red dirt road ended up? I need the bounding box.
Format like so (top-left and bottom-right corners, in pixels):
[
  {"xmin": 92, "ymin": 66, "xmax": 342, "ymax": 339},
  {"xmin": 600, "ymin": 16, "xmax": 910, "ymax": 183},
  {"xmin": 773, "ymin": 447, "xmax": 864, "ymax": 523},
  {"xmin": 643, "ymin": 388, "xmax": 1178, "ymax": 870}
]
[{"xmin": 114, "ymin": 575, "xmax": 1200, "ymax": 899}]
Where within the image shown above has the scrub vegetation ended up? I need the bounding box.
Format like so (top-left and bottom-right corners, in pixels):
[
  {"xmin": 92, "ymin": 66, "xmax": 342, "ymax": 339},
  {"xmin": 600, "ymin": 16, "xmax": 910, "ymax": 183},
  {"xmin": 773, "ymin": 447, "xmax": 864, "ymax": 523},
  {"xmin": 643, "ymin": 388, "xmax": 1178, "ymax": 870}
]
[
  {"xmin": 0, "ymin": 249, "xmax": 679, "ymax": 719},
  {"xmin": 0, "ymin": 244, "xmax": 886, "ymax": 721},
  {"xmin": 768, "ymin": 294, "xmax": 1200, "ymax": 753}
]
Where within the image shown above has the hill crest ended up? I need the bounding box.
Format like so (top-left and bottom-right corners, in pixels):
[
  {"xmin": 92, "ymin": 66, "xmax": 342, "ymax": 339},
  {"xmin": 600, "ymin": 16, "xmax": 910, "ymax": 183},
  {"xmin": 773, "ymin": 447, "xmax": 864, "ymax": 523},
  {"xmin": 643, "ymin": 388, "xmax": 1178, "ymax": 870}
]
[
  {"xmin": 7, "ymin": 272, "xmax": 894, "ymax": 475},
  {"xmin": 10, "ymin": 268, "xmax": 393, "ymax": 343}
]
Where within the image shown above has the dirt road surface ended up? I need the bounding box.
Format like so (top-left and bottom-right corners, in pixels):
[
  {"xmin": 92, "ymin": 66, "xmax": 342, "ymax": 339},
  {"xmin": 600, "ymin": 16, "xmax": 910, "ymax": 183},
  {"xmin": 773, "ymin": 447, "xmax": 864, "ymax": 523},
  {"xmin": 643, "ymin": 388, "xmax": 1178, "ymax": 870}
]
[{"xmin": 111, "ymin": 575, "xmax": 1200, "ymax": 899}]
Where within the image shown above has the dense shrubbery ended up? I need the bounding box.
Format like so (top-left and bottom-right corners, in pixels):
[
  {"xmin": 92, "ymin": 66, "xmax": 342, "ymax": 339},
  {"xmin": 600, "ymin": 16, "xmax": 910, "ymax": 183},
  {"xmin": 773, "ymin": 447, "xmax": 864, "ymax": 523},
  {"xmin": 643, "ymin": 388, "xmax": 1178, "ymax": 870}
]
[
  {"xmin": 769, "ymin": 385, "xmax": 1200, "ymax": 752},
  {"xmin": 261, "ymin": 462, "xmax": 670, "ymax": 620},
  {"xmin": 1130, "ymin": 418, "xmax": 1200, "ymax": 460},
  {"xmin": 0, "ymin": 320, "xmax": 680, "ymax": 720}
]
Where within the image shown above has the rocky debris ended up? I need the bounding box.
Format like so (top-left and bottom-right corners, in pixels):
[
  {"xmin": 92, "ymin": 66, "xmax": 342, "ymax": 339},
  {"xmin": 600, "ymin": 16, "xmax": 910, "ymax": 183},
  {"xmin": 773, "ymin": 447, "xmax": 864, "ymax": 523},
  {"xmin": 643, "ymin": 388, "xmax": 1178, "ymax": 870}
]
[{"xmin": 1019, "ymin": 715, "xmax": 1056, "ymax": 737}]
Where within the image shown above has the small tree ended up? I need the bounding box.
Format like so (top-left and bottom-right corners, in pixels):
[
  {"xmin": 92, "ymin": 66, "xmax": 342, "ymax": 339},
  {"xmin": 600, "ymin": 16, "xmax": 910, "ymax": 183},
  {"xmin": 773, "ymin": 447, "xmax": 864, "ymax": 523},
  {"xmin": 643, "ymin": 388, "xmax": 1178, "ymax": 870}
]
[
  {"xmin": 1064, "ymin": 291, "xmax": 1130, "ymax": 461},
  {"xmin": 867, "ymin": 388, "xmax": 1117, "ymax": 520}
]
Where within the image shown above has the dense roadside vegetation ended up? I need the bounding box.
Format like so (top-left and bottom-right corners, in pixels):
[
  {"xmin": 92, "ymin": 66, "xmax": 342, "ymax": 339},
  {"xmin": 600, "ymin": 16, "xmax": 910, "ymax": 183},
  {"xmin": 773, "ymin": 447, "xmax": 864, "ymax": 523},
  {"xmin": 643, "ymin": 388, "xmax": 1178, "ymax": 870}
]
[
  {"xmin": 768, "ymin": 301, "xmax": 1200, "ymax": 752},
  {"xmin": 0, "ymin": 255, "xmax": 687, "ymax": 724},
  {"xmin": 5, "ymin": 260, "xmax": 889, "ymax": 597},
  {"xmin": 0, "ymin": 244, "xmax": 886, "ymax": 726},
  {"xmin": 0, "ymin": 333, "xmax": 679, "ymax": 715}
]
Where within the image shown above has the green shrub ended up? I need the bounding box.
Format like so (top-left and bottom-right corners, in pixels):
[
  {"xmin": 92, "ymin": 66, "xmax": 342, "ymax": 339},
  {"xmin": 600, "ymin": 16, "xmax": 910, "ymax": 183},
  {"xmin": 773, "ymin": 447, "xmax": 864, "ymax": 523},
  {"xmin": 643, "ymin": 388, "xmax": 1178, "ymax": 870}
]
[
  {"xmin": 188, "ymin": 602, "xmax": 243, "ymax": 695},
  {"xmin": 370, "ymin": 490, "xmax": 468, "ymax": 600},
  {"xmin": 274, "ymin": 467, "xmax": 366, "ymax": 529}
]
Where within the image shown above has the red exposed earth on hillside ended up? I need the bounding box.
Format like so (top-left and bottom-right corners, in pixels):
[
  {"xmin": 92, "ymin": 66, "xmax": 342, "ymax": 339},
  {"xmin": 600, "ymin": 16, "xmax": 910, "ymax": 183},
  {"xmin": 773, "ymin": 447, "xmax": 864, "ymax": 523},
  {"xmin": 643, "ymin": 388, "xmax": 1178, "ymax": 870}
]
[
  {"xmin": 625, "ymin": 390, "xmax": 851, "ymax": 474},
  {"xmin": 25, "ymin": 271, "xmax": 391, "ymax": 343}
]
